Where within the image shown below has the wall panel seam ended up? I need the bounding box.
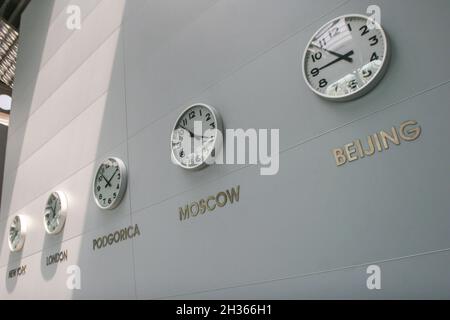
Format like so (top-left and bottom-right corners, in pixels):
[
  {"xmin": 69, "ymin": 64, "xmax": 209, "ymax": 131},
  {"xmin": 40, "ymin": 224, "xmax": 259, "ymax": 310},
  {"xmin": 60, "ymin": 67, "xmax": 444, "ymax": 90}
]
[
  {"xmin": 129, "ymin": 79, "xmax": 450, "ymax": 217},
  {"xmin": 152, "ymin": 246, "xmax": 450, "ymax": 300},
  {"xmin": 9, "ymin": 5, "xmax": 123, "ymax": 136}
]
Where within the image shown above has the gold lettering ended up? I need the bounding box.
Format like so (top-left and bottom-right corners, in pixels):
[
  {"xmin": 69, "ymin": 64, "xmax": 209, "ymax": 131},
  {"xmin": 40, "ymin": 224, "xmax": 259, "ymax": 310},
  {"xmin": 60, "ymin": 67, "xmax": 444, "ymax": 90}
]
[
  {"xmin": 363, "ymin": 136, "xmax": 375, "ymax": 156},
  {"xmin": 226, "ymin": 186, "xmax": 240, "ymax": 204},
  {"xmin": 199, "ymin": 199, "xmax": 207, "ymax": 214},
  {"xmin": 190, "ymin": 202, "xmax": 199, "ymax": 217},
  {"xmin": 344, "ymin": 143, "xmax": 358, "ymax": 162},
  {"xmin": 179, "ymin": 205, "xmax": 190, "ymax": 221},
  {"xmin": 216, "ymin": 192, "xmax": 228, "ymax": 208},
  {"xmin": 333, "ymin": 148, "xmax": 347, "ymax": 166},
  {"xmin": 380, "ymin": 127, "xmax": 400, "ymax": 150},
  {"xmin": 333, "ymin": 120, "xmax": 421, "ymax": 168},
  {"xmin": 355, "ymin": 139, "xmax": 365, "ymax": 158},
  {"xmin": 206, "ymin": 196, "xmax": 216, "ymax": 211},
  {"xmin": 373, "ymin": 134, "xmax": 382, "ymax": 152},
  {"xmin": 400, "ymin": 120, "xmax": 421, "ymax": 141}
]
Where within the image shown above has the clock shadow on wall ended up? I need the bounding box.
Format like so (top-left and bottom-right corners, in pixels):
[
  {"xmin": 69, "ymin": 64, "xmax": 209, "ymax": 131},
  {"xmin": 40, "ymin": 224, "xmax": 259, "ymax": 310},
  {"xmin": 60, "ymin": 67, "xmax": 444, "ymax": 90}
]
[
  {"xmin": 1, "ymin": 0, "xmax": 51, "ymax": 295},
  {"xmin": 40, "ymin": 215, "xmax": 66, "ymax": 282},
  {"xmin": 5, "ymin": 239, "xmax": 23, "ymax": 293}
]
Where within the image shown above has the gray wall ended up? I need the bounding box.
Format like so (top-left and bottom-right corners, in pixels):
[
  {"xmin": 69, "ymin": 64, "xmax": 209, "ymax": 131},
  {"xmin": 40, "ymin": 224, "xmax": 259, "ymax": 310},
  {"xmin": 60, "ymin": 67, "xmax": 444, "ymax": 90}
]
[{"xmin": 0, "ymin": 0, "xmax": 450, "ymax": 299}]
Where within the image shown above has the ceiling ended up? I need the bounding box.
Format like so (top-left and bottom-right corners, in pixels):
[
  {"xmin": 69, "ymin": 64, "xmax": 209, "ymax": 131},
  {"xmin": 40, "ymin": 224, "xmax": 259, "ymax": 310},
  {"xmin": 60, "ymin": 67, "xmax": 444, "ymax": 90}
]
[
  {"xmin": 0, "ymin": 0, "xmax": 30, "ymax": 97},
  {"xmin": 0, "ymin": 0, "xmax": 30, "ymax": 29}
]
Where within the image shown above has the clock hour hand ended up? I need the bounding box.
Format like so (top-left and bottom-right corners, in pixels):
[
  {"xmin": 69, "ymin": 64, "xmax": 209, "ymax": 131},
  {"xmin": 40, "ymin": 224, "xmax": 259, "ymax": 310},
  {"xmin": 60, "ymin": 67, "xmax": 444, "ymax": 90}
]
[
  {"xmin": 310, "ymin": 43, "xmax": 353, "ymax": 63},
  {"xmin": 323, "ymin": 48, "xmax": 353, "ymax": 62},
  {"xmin": 179, "ymin": 125, "xmax": 210, "ymax": 140},
  {"xmin": 319, "ymin": 50, "xmax": 354, "ymax": 71},
  {"xmin": 106, "ymin": 168, "xmax": 119, "ymax": 186},
  {"xmin": 179, "ymin": 125, "xmax": 194, "ymax": 138},
  {"xmin": 101, "ymin": 173, "xmax": 112, "ymax": 187}
]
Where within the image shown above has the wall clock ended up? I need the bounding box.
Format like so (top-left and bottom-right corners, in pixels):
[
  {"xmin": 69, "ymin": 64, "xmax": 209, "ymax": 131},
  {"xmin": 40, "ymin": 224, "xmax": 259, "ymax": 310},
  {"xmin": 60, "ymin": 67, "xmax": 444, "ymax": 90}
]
[
  {"xmin": 8, "ymin": 215, "xmax": 26, "ymax": 252},
  {"xmin": 44, "ymin": 191, "xmax": 67, "ymax": 235},
  {"xmin": 302, "ymin": 14, "xmax": 390, "ymax": 101},
  {"xmin": 93, "ymin": 157, "xmax": 127, "ymax": 210},
  {"xmin": 171, "ymin": 103, "xmax": 223, "ymax": 170}
]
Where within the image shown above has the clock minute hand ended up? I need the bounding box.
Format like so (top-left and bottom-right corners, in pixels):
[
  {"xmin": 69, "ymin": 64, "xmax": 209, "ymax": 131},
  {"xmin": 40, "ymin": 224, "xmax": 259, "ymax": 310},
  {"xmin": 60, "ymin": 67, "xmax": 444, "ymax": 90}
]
[
  {"xmin": 107, "ymin": 169, "xmax": 119, "ymax": 186},
  {"xmin": 101, "ymin": 174, "xmax": 112, "ymax": 187},
  {"xmin": 319, "ymin": 50, "xmax": 354, "ymax": 71},
  {"xmin": 310, "ymin": 43, "xmax": 353, "ymax": 62},
  {"xmin": 179, "ymin": 125, "xmax": 194, "ymax": 138},
  {"xmin": 324, "ymin": 48, "xmax": 353, "ymax": 62}
]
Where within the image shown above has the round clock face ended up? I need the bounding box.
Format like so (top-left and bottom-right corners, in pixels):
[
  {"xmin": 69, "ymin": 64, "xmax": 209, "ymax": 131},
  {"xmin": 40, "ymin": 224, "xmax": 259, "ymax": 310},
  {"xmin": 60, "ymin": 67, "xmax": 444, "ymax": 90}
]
[
  {"xmin": 93, "ymin": 157, "xmax": 127, "ymax": 210},
  {"xmin": 303, "ymin": 14, "xmax": 390, "ymax": 101},
  {"xmin": 44, "ymin": 191, "xmax": 67, "ymax": 235},
  {"xmin": 171, "ymin": 104, "xmax": 223, "ymax": 170},
  {"xmin": 8, "ymin": 215, "xmax": 26, "ymax": 252}
]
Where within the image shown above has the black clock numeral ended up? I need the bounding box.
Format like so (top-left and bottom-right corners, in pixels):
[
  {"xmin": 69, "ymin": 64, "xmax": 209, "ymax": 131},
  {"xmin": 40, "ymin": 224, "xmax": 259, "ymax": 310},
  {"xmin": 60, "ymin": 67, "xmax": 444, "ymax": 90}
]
[
  {"xmin": 116, "ymin": 184, "xmax": 120, "ymax": 189},
  {"xmin": 103, "ymin": 199, "xmax": 106, "ymax": 204},
  {"xmin": 189, "ymin": 110, "xmax": 196, "ymax": 119},
  {"xmin": 369, "ymin": 35, "xmax": 378, "ymax": 46},
  {"xmin": 311, "ymin": 68, "xmax": 320, "ymax": 77},
  {"xmin": 98, "ymin": 176, "xmax": 103, "ymax": 182},
  {"xmin": 108, "ymin": 198, "xmax": 112, "ymax": 204},
  {"xmin": 318, "ymin": 38, "xmax": 327, "ymax": 48},
  {"xmin": 370, "ymin": 52, "xmax": 379, "ymax": 61},
  {"xmin": 205, "ymin": 113, "xmax": 211, "ymax": 121},
  {"xmin": 210, "ymin": 122, "xmax": 215, "ymax": 129},
  {"xmin": 347, "ymin": 23, "xmax": 352, "ymax": 32},
  {"xmin": 319, "ymin": 79, "xmax": 328, "ymax": 88},
  {"xmin": 362, "ymin": 69, "xmax": 372, "ymax": 78},
  {"xmin": 359, "ymin": 25, "xmax": 369, "ymax": 36},
  {"xmin": 199, "ymin": 109, "xmax": 202, "ymax": 116},
  {"xmin": 117, "ymin": 173, "xmax": 120, "ymax": 179},
  {"xmin": 182, "ymin": 118, "xmax": 187, "ymax": 126},
  {"xmin": 311, "ymin": 51, "xmax": 322, "ymax": 63},
  {"xmin": 113, "ymin": 193, "xmax": 117, "ymax": 199},
  {"xmin": 97, "ymin": 186, "xmax": 101, "ymax": 192},
  {"xmin": 347, "ymin": 79, "xmax": 358, "ymax": 90},
  {"xmin": 99, "ymin": 194, "xmax": 103, "ymax": 200},
  {"xmin": 328, "ymin": 27, "xmax": 339, "ymax": 38}
]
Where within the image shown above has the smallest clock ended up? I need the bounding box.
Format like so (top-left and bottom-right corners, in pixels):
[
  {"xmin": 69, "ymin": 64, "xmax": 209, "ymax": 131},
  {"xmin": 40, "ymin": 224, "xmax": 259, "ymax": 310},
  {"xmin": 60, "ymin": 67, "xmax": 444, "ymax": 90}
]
[
  {"xmin": 44, "ymin": 191, "xmax": 68, "ymax": 235},
  {"xmin": 93, "ymin": 157, "xmax": 127, "ymax": 210},
  {"xmin": 8, "ymin": 215, "xmax": 26, "ymax": 252}
]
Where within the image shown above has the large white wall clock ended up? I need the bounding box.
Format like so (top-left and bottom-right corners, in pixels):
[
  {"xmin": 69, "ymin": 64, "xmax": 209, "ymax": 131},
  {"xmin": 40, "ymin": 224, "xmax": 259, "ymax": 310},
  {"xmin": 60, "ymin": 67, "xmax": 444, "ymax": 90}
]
[
  {"xmin": 171, "ymin": 103, "xmax": 223, "ymax": 170},
  {"xmin": 302, "ymin": 14, "xmax": 390, "ymax": 101},
  {"xmin": 8, "ymin": 215, "xmax": 26, "ymax": 252},
  {"xmin": 93, "ymin": 157, "xmax": 127, "ymax": 210},
  {"xmin": 44, "ymin": 191, "xmax": 67, "ymax": 235}
]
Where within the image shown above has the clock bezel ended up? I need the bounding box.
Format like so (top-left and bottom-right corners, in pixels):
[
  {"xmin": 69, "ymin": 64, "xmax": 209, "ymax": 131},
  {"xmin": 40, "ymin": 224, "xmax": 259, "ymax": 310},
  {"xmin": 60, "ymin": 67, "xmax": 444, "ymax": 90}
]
[
  {"xmin": 92, "ymin": 157, "xmax": 128, "ymax": 210},
  {"xmin": 302, "ymin": 13, "xmax": 391, "ymax": 102},
  {"xmin": 43, "ymin": 191, "xmax": 68, "ymax": 235},
  {"xmin": 171, "ymin": 103, "xmax": 224, "ymax": 170},
  {"xmin": 8, "ymin": 215, "xmax": 26, "ymax": 252}
]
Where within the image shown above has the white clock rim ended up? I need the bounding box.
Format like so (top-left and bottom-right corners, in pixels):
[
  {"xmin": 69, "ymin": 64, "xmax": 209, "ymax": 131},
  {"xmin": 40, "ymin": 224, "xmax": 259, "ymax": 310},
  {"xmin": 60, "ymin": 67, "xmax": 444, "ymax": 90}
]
[
  {"xmin": 92, "ymin": 157, "xmax": 128, "ymax": 211},
  {"xmin": 302, "ymin": 13, "xmax": 390, "ymax": 102},
  {"xmin": 43, "ymin": 191, "xmax": 68, "ymax": 235},
  {"xmin": 171, "ymin": 103, "xmax": 224, "ymax": 170},
  {"xmin": 8, "ymin": 215, "xmax": 27, "ymax": 252}
]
